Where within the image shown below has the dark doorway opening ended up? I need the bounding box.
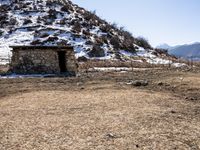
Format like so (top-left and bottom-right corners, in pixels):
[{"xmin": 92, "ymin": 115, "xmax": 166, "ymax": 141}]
[{"xmin": 58, "ymin": 51, "xmax": 67, "ymax": 73}]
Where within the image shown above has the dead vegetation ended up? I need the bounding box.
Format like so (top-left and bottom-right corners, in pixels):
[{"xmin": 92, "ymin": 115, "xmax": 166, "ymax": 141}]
[
  {"xmin": 78, "ymin": 59, "xmax": 160, "ymax": 71},
  {"xmin": 0, "ymin": 67, "xmax": 200, "ymax": 149}
]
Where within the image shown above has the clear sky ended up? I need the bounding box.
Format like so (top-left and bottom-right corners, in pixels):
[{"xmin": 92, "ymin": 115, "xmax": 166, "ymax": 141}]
[{"xmin": 72, "ymin": 0, "xmax": 200, "ymax": 47}]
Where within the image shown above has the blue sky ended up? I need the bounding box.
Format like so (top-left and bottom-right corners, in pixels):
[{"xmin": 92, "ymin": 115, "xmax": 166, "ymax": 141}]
[{"xmin": 72, "ymin": 0, "xmax": 200, "ymax": 47}]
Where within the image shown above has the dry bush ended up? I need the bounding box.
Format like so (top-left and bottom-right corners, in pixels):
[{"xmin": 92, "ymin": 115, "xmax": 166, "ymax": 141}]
[
  {"xmin": 40, "ymin": 33, "xmax": 49, "ymax": 38},
  {"xmin": 82, "ymin": 29, "xmax": 91, "ymax": 37},
  {"xmin": 60, "ymin": 6, "xmax": 70, "ymax": 13},
  {"xmin": 0, "ymin": 30, "xmax": 3, "ymax": 36},
  {"xmin": 23, "ymin": 18, "xmax": 33, "ymax": 25},
  {"xmin": 31, "ymin": 39, "xmax": 42, "ymax": 45},
  {"xmin": 83, "ymin": 11, "xmax": 96, "ymax": 21},
  {"xmin": 0, "ymin": 13, "xmax": 9, "ymax": 28},
  {"xmin": 135, "ymin": 37, "xmax": 152, "ymax": 49},
  {"xmin": 46, "ymin": 36, "xmax": 59, "ymax": 42},
  {"xmin": 88, "ymin": 45, "xmax": 105, "ymax": 57},
  {"xmin": 71, "ymin": 21, "xmax": 82, "ymax": 33},
  {"xmin": 110, "ymin": 36, "xmax": 120, "ymax": 49},
  {"xmin": 47, "ymin": 9, "xmax": 57, "ymax": 20}
]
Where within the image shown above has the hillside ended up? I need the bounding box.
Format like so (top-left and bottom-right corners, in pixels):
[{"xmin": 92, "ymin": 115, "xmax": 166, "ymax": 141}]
[{"xmin": 0, "ymin": 0, "xmax": 179, "ymax": 65}]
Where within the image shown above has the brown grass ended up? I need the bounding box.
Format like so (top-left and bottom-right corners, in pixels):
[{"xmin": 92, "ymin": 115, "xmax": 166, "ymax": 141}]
[
  {"xmin": 78, "ymin": 59, "xmax": 171, "ymax": 72},
  {"xmin": 0, "ymin": 65, "xmax": 9, "ymax": 74},
  {"xmin": 0, "ymin": 88, "xmax": 200, "ymax": 149},
  {"xmin": 0, "ymin": 69, "xmax": 200, "ymax": 149}
]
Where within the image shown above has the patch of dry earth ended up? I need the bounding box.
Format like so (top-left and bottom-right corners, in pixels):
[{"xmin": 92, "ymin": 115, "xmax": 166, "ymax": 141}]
[{"xmin": 0, "ymin": 88, "xmax": 200, "ymax": 150}]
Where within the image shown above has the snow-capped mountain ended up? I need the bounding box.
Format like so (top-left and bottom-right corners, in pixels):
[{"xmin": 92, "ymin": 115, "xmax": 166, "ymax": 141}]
[
  {"xmin": 156, "ymin": 43, "xmax": 172, "ymax": 50},
  {"xmin": 0, "ymin": 0, "xmax": 180, "ymax": 65},
  {"xmin": 157, "ymin": 43, "xmax": 200, "ymax": 61}
]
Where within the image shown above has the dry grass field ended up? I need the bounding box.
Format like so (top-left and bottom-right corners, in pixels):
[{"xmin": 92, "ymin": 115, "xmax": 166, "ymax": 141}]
[{"xmin": 0, "ymin": 68, "xmax": 200, "ymax": 149}]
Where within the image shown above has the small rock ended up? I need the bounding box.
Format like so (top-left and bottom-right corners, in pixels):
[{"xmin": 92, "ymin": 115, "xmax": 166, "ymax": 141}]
[
  {"xmin": 185, "ymin": 96, "xmax": 189, "ymax": 100},
  {"xmin": 106, "ymin": 133, "xmax": 116, "ymax": 139},
  {"xmin": 190, "ymin": 97, "xmax": 197, "ymax": 101},
  {"xmin": 126, "ymin": 81, "xmax": 133, "ymax": 85},
  {"xmin": 158, "ymin": 82, "xmax": 164, "ymax": 86},
  {"xmin": 80, "ymin": 86, "xmax": 85, "ymax": 90},
  {"xmin": 171, "ymin": 110, "xmax": 176, "ymax": 114},
  {"xmin": 77, "ymin": 82, "xmax": 84, "ymax": 86},
  {"xmin": 132, "ymin": 80, "xmax": 148, "ymax": 86}
]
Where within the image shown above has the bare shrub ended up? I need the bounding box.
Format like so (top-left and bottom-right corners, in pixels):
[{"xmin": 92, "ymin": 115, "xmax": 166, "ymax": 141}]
[
  {"xmin": 61, "ymin": 6, "xmax": 70, "ymax": 13},
  {"xmin": 23, "ymin": 18, "xmax": 33, "ymax": 25},
  {"xmin": 40, "ymin": 33, "xmax": 49, "ymax": 38},
  {"xmin": 72, "ymin": 21, "xmax": 82, "ymax": 33},
  {"xmin": 46, "ymin": 36, "xmax": 59, "ymax": 42},
  {"xmin": 82, "ymin": 29, "xmax": 91, "ymax": 36},
  {"xmin": 88, "ymin": 45, "xmax": 105, "ymax": 57},
  {"xmin": 0, "ymin": 30, "xmax": 4, "ymax": 36},
  {"xmin": 48, "ymin": 9, "xmax": 57, "ymax": 19},
  {"xmin": 31, "ymin": 40, "xmax": 42, "ymax": 45},
  {"xmin": 135, "ymin": 37, "xmax": 152, "ymax": 49},
  {"xmin": 110, "ymin": 36, "xmax": 120, "ymax": 49}
]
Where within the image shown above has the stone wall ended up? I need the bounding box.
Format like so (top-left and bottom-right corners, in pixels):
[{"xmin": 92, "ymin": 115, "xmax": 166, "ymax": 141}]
[
  {"xmin": 65, "ymin": 50, "xmax": 78, "ymax": 74},
  {"xmin": 10, "ymin": 47, "xmax": 77, "ymax": 75}
]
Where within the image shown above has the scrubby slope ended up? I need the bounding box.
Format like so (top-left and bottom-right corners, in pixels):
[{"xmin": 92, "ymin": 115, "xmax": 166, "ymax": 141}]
[{"xmin": 0, "ymin": 0, "xmax": 177, "ymax": 65}]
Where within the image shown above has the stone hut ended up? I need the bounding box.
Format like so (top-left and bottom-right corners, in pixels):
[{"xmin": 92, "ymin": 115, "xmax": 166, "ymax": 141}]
[{"xmin": 10, "ymin": 46, "xmax": 78, "ymax": 75}]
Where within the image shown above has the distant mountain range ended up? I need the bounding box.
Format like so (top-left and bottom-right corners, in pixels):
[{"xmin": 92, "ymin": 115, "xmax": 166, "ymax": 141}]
[{"xmin": 157, "ymin": 43, "xmax": 200, "ymax": 61}]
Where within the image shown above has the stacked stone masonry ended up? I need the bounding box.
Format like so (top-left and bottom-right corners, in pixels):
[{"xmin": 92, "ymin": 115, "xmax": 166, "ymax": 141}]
[{"xmin": 10, "ymin": 46, "xmax": 78, "ymax": 75}]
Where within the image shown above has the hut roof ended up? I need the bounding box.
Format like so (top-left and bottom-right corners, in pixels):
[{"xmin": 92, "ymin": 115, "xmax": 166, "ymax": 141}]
[{"xmin": 10, "ymin": 45, "xmax": 73, "ymax": 50}]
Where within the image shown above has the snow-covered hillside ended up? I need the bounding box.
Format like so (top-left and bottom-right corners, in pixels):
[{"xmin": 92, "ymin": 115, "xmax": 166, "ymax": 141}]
[{"xmin": 0, "ymin": 0, "xmax": 181, "ymax": 66}]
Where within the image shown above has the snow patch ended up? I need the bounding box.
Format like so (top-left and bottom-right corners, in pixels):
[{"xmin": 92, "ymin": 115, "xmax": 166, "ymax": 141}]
[
  {"xmin": 0, "ymin": 74, "xmax": 56, "ymax": 78},
  {"xmin": 89, "ymin": 67, "xmax": 154, "ymax": 72}
]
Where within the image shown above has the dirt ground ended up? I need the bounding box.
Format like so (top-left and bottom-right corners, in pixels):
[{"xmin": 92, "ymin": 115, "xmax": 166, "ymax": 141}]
[{"xmin": 0, "ymin": 68, "xmax": 200, "ymax": 150}]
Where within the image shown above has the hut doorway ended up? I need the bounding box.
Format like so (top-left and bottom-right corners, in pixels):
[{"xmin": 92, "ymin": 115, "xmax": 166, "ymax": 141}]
[{"xmin": 58, "ymin": 51, "xmax": 67, "ymax": 73}]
